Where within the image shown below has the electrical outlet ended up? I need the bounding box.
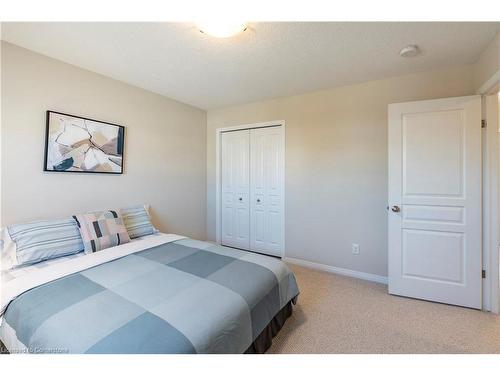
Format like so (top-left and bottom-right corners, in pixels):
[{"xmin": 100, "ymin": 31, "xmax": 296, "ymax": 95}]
[{"xmin": 352, "ymin": 243, "xmax": 360, "ymax": 255}]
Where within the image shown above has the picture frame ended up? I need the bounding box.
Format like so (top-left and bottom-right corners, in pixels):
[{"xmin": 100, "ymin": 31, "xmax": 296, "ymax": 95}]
[{"xmin": 44, "ymin": 111, "xmax": 125, "ymax": 174}]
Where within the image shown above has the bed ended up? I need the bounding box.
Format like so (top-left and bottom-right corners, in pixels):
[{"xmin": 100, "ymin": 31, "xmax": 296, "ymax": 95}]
[{"xmin": 0, "ymin": 233, "xmax": 299, "ymax": 354}]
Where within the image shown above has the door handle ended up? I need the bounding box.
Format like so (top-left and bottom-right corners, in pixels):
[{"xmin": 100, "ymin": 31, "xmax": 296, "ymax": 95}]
[
  {"xmin": 238, "ymin": 197, "xmax": 243, "ymax": 201},
  {"xmin": 391, "ymin": 205, "xmax": 400, "ymax": 213},
  {"xmin": 257, "ymin": 199, "xmax": 261, "ymax": 203}
]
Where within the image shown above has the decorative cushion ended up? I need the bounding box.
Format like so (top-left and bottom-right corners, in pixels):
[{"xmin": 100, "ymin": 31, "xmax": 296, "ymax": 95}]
[
  {"xmin": 1, "ymin": 218, "xmax": 84, "ymax": 270},
  {"xmin": 119, "ymin": 205, "xmax": 158, "ymax": 239},
  {"xmin": 73, "ymin": 211, "xmax": 130, "ymax": 254}
]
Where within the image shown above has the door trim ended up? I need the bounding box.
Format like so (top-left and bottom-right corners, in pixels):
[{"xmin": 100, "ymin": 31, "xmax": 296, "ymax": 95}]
[
  {"xmin": 483, "ymin": 93, "xmax": 499, "ymax": 313},
  {"xmin": 215, "ymin": 120, "xmax": 286, "ymax": 257},
  {"xmin": 477, "ymin": 68, "xmax": 500, "ymax": 96},
  {"xmin": 477, "ymin": 65, "xmax": 500, "ymax": 313}
]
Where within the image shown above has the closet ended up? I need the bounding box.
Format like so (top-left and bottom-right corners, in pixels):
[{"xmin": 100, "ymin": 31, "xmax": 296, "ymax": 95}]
[{"xmin": 221, "ymin": 126, "xmax": 284, "ymax": 257}]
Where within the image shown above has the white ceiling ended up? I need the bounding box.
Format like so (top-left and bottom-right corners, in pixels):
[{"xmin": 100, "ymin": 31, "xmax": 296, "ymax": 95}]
[{"xmin": 2, "ymin": 22, "xmax": 499, "ymax": 109}]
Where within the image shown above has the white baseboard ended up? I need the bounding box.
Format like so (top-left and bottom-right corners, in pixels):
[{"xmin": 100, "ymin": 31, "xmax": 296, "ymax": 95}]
[{"xmin": 283, "ymin": 257, "xmax": 388, "ymax": 285}]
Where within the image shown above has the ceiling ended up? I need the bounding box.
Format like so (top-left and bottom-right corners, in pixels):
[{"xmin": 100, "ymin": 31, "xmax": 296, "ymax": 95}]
[{"xmin": 2, "ymin": 22, "xmax": 499, "ymax": 109}]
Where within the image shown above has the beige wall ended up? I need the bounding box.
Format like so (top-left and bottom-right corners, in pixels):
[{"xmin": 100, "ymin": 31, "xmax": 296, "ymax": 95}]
[
  {"xmin": 207, "ymin": 65, "xmax": 476, "ymax": 277},
  {"xmin": 474, "ymin": 31, "xmax": 500, "ymax": 92},
  {"xmin": 1, "ymin": 38, "xmax": 486, "ymax": 278},
  {"xmin": 1, "ymin": 42, "xmax": 207, "ymax": 240}
]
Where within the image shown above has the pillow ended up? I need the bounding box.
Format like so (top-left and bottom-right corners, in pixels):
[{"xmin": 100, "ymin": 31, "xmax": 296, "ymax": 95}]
[
  {"xmin": 119, "ymin": 205, "xmax": 158, "ymax": 239},
  {"xmin": 1, "ymin": 218, "xmax": 84, "ymax": 270},
  {"xmin": 73, "ymin": 210, "xmax": 130, "ymax": 254}
]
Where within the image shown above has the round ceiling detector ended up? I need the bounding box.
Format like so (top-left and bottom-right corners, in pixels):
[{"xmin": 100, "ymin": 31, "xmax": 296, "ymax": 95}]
[{"xmin": 399, "ymin": 45, "xmax": 420, "ymax": 57}]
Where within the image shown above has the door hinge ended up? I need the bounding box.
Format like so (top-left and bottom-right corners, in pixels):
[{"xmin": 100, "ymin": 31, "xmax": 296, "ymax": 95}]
[
  {"xmin": 482, "ymin": 270, "xmax": 486, "ymax": 278},
  {"xmin": 482, "ymin": 119, "xmax": 487, "ymax": 128}
]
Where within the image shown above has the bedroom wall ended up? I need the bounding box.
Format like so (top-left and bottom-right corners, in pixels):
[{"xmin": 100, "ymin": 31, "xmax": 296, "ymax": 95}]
[
  {"xmin": 206, "ymin": 65, "xmax": 476, "ymax": 277},
  {"xmin": 1, "ymin": 41, "xmax": 207, "ymax": 240}
]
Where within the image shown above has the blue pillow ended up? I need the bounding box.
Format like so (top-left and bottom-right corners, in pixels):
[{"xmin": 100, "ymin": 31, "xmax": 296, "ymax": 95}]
[
  {"xmin": 1, "ymin": 218, "xmax": 84, "ymax": 269},
  {"xmin": 119, "ymin": 205, "xmax": 158, "ymax": 239}
]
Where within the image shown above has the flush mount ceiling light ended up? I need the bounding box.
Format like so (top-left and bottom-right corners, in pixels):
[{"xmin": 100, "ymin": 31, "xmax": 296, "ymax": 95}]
[
  {"xmin": 399, "ymin": 45, "xmax": 421, "ymax": 57},
  {"xmin": 197, "ymin": 20, "xmax": 247, "ymax": 38}
]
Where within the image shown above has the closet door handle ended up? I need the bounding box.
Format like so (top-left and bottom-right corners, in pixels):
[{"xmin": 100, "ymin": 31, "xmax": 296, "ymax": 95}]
[
  {"xmin": 257, "ymin": 199, "xmax": 261, "ymax": 203},
  {"xmin": 238, "ymin": 197, "xmax": 243, "ymax": 201}
]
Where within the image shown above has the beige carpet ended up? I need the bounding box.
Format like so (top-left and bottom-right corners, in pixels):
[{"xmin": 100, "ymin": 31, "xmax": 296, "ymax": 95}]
[{"xmin": 267, "ymin": 264, "xmax": 500, "ymax": 353}]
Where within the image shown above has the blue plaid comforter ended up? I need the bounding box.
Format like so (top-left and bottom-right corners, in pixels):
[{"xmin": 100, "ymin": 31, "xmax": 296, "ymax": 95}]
[{"xmin": 1, "ymin": 238, "xmax": 299, "ymax": 353}]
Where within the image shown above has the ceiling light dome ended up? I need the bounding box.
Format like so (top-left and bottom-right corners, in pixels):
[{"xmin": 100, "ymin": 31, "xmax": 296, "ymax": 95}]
[{"xmin": 197, "ymin": 21, "xmax": 247, "ymax": 38}]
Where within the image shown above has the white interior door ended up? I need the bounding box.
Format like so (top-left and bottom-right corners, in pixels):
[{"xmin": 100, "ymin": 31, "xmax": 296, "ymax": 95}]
[
  {"xmin": 388, "ymin": 95, "xmax": 482, "ymax": 308},
  {"xmin": 250, "ymin": 126, "xmax": 284, "ymax": 257},
  {"xmin": 221, "ymin": 130, "xmax": 250, "ymax": 250}
]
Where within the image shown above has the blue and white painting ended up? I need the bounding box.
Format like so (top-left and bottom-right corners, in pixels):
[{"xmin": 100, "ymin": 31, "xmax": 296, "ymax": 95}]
[{"xmin": 45, "ymin": 111, "xmax": 124, "ymax": 173}]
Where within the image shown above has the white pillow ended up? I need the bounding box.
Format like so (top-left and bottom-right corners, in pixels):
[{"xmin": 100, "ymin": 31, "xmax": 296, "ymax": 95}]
[{"xmin": 1, "ymin": 227, "xmax": 18, "ymax": 271}]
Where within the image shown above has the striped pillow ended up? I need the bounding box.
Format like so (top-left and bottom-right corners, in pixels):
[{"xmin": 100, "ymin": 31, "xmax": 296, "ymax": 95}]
[
  {"xmin": 119, "ymin": 205, "xmax": 158, "ymax": 239},
  {"xmin": 1, "ymin": 218, "xmax": 84, "ymax": 270},
  {"xmin": 73, "ymin": 211, "xmax": 130, "ymax": 254}
]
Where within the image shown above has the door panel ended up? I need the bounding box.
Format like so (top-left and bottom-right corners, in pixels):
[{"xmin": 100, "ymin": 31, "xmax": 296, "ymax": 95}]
[
  {"xmin": 388, "ymin": 96, "xmax": 481, "ymax": 308},
  {"xmin": 221, "ymin": 130, "xmax": 250, "ymax": 250},
  {"xmin": 402, "ymin": 205, "xmax": 465, "ymax": 223},
  {"xmin": 250, "ymin": 127, "xmax": 284, "ymax": 256},
  {"xmin": 402, "ymin": 229, "xmax": 465, "ymax": 283},
  {"xmin": 403, "ymin": 110, "xmax": 465, "ymax": 197}
]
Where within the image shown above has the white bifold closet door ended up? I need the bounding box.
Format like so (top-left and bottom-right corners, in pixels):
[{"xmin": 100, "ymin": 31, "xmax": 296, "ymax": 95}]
[
  {"xmin": 249, "ymin": 127, "xmax": 283, "ymax": 256},
  {"xmin": 221, "ymin": 130, "xmax": 250, "ymax": 250},
  {"xmin": 221, "ymin": 126, "xmax": 283, "ymax": 257}
]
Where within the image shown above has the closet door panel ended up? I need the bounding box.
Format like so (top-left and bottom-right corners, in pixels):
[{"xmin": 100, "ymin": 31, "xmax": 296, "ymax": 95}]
[
  {"xmin": 221, "ymin": 130, "xmax": 250, "ymax": 250},
  {"xmin": 250, "ymin": 127, "xmax": 283, "ymax": 256}
]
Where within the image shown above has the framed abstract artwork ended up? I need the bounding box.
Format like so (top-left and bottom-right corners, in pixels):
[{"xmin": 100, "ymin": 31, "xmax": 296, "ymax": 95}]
[{"xmin": 44, "ymin": 111, "xmax": 125, "ymax": 174}]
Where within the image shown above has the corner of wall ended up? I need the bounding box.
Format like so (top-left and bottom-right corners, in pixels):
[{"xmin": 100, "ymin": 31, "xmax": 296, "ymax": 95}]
[{"xmin": 474, "ymin": 31, "xmax": 500, "ymax": 93}]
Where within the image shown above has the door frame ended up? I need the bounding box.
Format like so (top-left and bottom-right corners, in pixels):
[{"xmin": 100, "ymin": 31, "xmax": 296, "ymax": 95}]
[
  {"xmin": 482, "ymin": 93, "xmax": 499, "ymax": 313},
  {"xmin": 215, "ymin": 120, "xmax": 286, "ymax": 257},
  {"xmin": 478, "ymin": 68, "xmax": 500, "ymax": 313}
]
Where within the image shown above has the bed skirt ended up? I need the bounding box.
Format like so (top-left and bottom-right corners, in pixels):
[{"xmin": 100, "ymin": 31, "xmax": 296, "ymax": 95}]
[{"xmin": 244, "ymin": 299, "xmax": 294, "ymax": 354}]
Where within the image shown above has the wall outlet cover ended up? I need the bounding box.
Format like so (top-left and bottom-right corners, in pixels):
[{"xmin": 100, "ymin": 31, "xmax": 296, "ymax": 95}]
[{"xmin": 352, "ymin": 243, "xmax": 360, "ymax": 255}]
